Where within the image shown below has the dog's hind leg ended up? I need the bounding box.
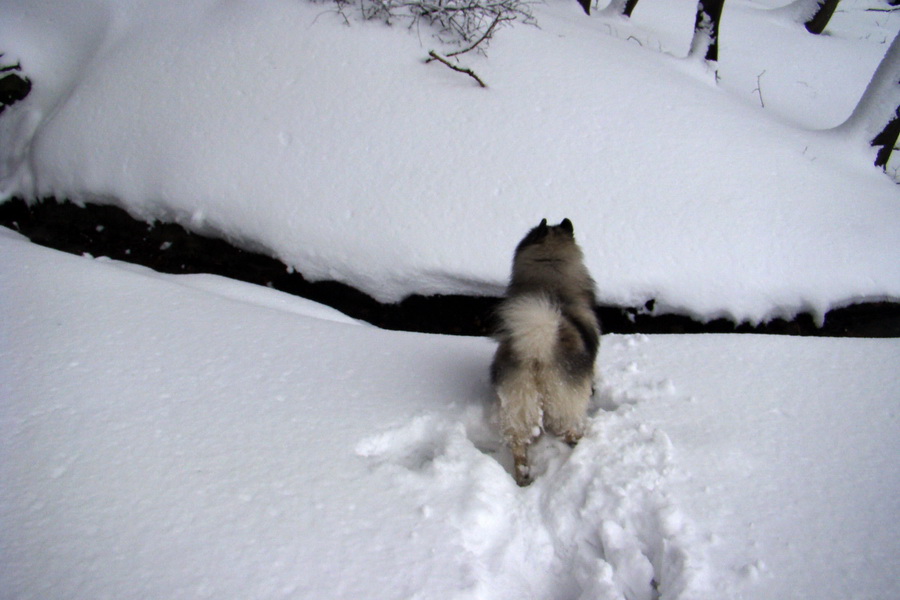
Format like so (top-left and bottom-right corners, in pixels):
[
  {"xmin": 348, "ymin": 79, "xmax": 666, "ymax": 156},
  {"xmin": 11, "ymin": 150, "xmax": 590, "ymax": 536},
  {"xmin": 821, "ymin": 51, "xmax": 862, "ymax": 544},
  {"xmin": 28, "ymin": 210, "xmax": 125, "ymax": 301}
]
[
  {"xmin": 508, "ymin": 439, "xmax": 532, "ymax": 487},
  {"xmin": 496, "ymin": 371, "xmax": 543, "ymax": 486},
  {"xmin": 543, "ymin": 374, "xmax": 592, "ymax": 447}
]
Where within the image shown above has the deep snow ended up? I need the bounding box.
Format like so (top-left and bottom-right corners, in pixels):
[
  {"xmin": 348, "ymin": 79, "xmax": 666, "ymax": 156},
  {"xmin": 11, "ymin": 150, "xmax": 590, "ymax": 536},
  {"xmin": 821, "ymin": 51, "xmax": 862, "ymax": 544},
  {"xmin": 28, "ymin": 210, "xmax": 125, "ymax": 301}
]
[
  {"xmin": 0, "ymin": 0, "xmax": 898, "ymax": 324},
  {"xmin": 1, "ymin": 1, "xmax": 900, "ymax": 599},
  {"xmin": 2, "ymin": 228, "xmax": 899, "ymax": 600}
]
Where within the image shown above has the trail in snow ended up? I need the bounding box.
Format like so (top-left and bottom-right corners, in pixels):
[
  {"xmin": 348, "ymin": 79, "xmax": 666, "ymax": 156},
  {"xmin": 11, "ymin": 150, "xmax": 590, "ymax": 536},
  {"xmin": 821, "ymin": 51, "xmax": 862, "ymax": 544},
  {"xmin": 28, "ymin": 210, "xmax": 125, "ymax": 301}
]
[{"xmin": 357, "ymin": 335, "xmax": 710, "ymax": 600}]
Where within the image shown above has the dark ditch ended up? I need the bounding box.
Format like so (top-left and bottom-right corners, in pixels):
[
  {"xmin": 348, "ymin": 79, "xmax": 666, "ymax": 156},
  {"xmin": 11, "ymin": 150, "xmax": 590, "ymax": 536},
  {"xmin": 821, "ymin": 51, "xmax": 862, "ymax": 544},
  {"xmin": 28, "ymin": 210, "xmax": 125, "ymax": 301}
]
[{"xmin": 2, "ymin": 197, "xmax": 899, "ymax": 338}]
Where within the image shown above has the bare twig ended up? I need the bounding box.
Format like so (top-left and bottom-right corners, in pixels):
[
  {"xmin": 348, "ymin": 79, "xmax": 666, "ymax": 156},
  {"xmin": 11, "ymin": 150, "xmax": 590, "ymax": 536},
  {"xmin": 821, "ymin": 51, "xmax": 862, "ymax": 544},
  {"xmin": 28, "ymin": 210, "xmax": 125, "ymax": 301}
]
[
  {"xmin": 753, "ymin": 70, "xmax": 766, "ymax": 108},
  {"xmin": 324, "ymin": 0, "xmax": 534, "ymax": 50},
  {"xmin": 427, "ymin": 50, "xmax": 487, "ymax": 87},
  {"xmin": 446, "ymin": 12, "xmax": 505, "ymax": 57}
]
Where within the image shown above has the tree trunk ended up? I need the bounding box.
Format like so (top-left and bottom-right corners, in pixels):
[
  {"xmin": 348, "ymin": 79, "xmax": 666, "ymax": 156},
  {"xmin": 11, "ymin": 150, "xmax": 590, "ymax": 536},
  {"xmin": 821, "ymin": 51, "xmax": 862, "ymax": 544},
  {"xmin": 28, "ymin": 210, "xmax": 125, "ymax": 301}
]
[
  {"xmin": 599, "ymin": 0, "xmax": 640, "ymax": 17},
  {"xmin": 0, "ymin": 55, "xmax": 31, "ymax": 115},
  {"xmin": 804, "ymin": 0, "xmax": 842, "ymax": 34},
  {"xmin": 784, "ymin": 0, "xmax": 842, "ymax": 34},
  {"xmin": 841, "ymin": 32, "xmax": 900, "ymax": 176},
  {"xmin": 871, "ymin": 108, "xmax": 900, "ymax": 171},
  {"xmin": 690, "ymin": 0, "xmax": 725, "ymax": 62}
]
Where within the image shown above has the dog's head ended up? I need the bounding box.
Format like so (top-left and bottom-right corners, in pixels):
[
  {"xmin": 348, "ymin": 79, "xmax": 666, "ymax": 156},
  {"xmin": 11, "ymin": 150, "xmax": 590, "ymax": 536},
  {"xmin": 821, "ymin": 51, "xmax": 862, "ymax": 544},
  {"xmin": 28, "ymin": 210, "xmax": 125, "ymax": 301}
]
[
  {"xmin": 508, "ymin": 217, "xmax": 594, "ymax": 300},
  {"xmin": 515, "ymin": 218, "xmax": 576, "ymax": 255}
]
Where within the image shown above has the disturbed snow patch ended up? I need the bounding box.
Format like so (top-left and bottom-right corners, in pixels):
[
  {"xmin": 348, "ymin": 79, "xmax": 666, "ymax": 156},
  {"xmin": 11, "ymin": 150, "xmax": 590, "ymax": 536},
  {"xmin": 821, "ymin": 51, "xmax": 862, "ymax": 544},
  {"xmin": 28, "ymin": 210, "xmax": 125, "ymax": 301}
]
[{"xmin": 357, "ymin": 336, "xmax": 709, "ymax": 600}]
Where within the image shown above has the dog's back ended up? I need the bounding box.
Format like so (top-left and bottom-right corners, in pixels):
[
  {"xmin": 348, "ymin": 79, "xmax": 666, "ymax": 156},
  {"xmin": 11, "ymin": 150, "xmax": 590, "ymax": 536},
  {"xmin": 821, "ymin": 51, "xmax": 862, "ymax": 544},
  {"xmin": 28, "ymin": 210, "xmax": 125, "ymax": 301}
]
[{"xmin": 491, "ymin": 219, "xmax": 600, "ymax": 486}]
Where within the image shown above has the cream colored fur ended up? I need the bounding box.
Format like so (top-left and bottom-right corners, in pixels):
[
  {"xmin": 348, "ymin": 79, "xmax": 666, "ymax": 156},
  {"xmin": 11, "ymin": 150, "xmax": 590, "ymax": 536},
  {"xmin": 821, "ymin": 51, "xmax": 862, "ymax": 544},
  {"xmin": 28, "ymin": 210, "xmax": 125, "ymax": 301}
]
[{"xmin": 496, "ymin": 294, "xmax": 561, "ymax": 364}]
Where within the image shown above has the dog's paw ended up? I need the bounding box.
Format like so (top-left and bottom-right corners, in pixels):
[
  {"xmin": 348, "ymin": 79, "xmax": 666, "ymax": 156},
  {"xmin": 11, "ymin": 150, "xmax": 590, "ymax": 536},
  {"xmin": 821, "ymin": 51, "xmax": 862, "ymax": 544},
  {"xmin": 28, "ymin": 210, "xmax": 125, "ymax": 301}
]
[
  {"xmin": 514, "ymin": 462, "xmax": 533, "ymax": 487},
  {"xmin": 563, "ymin": 431, "xmax": 582, "ymax": 448}
]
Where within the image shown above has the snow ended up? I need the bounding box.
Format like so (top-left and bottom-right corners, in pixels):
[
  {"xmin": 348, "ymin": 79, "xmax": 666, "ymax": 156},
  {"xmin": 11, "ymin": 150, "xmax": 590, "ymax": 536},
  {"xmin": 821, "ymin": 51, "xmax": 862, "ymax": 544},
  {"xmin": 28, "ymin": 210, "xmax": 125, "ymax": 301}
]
[
  {"xmin": 2, "ymin": 1, "xmax": 900, "ymax": 599},
  {"xmin": 610, "ymin": 332, "xmax": 900, "ymax": 600},
  {"xmin": 718, "ymin": 0, "xmax": 899, "ymax": 128},
  {"xmin": 1, "ymin": 0, "xmax": 898, "ymax": 324},
  {"xmin": 2, "ymin": 228, "xmax": 899, "ymax": 599}
]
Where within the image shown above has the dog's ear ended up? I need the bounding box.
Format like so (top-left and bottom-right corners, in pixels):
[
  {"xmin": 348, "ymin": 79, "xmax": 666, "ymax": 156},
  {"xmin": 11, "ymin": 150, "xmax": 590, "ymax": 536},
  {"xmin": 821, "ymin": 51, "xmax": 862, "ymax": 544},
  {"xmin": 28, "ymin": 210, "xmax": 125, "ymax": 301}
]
[
  {"xmin": 560, "ymin": 218, "xmax": 574, "ymax": 235},
  {"xmin": 530, "ymin": 218, "xmax": 549, "ymax": 238},
  {"xmin": 517, "ymin": 219, "xmax": 550, "ymax": 251}
]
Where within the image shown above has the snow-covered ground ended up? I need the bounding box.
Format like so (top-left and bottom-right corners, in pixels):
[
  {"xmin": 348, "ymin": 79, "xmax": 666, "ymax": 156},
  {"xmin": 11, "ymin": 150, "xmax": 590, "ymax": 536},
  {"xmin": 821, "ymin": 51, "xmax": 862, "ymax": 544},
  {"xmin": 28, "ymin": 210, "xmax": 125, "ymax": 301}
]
[
  {"xmin": 2, "ymin": 1, "xmax": 900, "ymax": 599},
  {"xmin": 718, "ymin": 0, "xmax": 900, "ymax": 128},
  {"xmin": 2, "ymin": 229, "xmax": 899, "ymax": 600},
  {"xmin": 1, "ymin": 0, "xmax": 898, "ymax": 323}
]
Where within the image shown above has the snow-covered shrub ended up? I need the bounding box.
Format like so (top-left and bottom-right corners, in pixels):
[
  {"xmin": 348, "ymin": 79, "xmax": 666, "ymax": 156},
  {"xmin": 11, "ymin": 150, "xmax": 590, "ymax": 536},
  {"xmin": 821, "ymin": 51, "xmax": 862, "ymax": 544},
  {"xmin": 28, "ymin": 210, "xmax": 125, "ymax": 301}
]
[{"xmin": 322, "ymin": 0, "xmax": 536, "ymax": 51}]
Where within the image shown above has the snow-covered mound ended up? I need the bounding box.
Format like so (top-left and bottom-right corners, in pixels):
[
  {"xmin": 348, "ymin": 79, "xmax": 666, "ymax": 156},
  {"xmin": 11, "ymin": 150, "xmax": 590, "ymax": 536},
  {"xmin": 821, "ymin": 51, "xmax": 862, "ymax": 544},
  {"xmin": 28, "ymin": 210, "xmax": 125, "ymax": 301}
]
[
  {"xmin": 1, "ymin": 0, "xmax": 898, "ymax": 324},
  {"xmin": 2, "ymin": 228, "xmax": 898, "ymax": 599}
]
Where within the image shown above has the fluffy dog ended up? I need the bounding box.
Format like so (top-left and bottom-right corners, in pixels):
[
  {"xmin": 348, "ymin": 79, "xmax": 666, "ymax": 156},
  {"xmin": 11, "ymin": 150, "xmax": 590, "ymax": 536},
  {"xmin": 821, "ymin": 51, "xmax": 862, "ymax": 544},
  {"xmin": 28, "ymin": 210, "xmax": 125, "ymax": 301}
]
[{"xmin": 490, "ymin": 218, "xmax": 600, "ymax": 486}]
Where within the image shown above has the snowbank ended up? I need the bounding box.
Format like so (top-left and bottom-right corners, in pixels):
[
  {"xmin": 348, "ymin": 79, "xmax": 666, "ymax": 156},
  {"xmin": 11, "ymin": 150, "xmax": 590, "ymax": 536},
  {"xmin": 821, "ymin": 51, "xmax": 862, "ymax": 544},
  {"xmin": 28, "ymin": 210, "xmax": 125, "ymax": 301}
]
[
  {"xmin": 1, "ymin": 0, "xmax": 898, "ymax": 324},
  {"xmin": 2, "ymin": 228, "xmax": 898, "ymax": 599}
]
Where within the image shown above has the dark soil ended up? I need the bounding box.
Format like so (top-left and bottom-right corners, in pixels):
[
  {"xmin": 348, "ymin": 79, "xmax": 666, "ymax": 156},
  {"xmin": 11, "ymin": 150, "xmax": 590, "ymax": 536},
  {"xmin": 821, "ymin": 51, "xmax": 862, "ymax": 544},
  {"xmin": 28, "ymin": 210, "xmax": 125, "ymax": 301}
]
[{"xmin": 2, "ymin": 197, "xmax": 899, "ymax": 338}]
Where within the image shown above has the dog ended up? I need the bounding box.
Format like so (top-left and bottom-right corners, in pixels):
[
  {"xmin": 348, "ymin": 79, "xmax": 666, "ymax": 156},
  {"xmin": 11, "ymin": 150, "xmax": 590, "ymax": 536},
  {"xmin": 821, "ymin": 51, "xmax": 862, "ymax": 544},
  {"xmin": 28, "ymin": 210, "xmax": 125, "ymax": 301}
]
[{"xmin": 490, "ymin": 218, "xmax": 600, "ymax": 486}]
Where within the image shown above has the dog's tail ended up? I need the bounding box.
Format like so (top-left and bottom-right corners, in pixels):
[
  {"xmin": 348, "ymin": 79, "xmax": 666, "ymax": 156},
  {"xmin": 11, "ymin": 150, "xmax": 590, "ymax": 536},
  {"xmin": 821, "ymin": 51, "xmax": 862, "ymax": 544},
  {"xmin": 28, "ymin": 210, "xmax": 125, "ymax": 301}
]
[{"xmin": 496, "ymin": 294, "xmax": 561, "ymax": 364}]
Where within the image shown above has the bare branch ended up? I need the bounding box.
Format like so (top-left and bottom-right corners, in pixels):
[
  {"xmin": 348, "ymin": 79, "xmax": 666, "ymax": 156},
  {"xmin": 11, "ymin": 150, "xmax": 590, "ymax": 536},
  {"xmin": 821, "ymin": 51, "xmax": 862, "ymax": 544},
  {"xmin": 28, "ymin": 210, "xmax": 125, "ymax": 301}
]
[
  {"xmin": 320, "ymin": 0, "xmax": 534, "ymax": 51},
  {"xmin": 753, "ymin": 70, "xmax": 766, "ymax": 108},
  {"xmin": 427, "ymin": 50, "xmax": 487, "ymax": 87},
  {"xmin": 446, "ymin": 12, "xmax": 506, "ymax": 57}
]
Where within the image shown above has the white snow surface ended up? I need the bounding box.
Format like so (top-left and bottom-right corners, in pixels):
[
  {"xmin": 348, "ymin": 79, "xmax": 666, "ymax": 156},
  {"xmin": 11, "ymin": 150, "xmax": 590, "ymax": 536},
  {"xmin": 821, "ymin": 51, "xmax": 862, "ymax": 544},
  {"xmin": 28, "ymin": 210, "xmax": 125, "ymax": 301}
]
[
  {"xmin": 1, "ymin": 0, "xmax": 898, "ymax": 323},
  {"xmin": 1, "ymin": 2, "xmax": 900, "ymax": 598},
  {"xmin": 717, "ymin": 0, "xmax": 900, "ymax": 128},
  {"xmin": 2, "ymin": 228, "xmax": 899, "ymax": 600}
]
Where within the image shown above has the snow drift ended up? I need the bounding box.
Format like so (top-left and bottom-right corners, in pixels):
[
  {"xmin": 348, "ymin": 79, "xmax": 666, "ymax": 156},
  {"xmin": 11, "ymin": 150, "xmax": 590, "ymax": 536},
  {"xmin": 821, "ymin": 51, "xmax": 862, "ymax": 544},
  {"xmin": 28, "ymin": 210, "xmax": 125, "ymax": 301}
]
[{"xmin": 0, "ymin": 0, "xmax": 898, "ymax": 325}]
